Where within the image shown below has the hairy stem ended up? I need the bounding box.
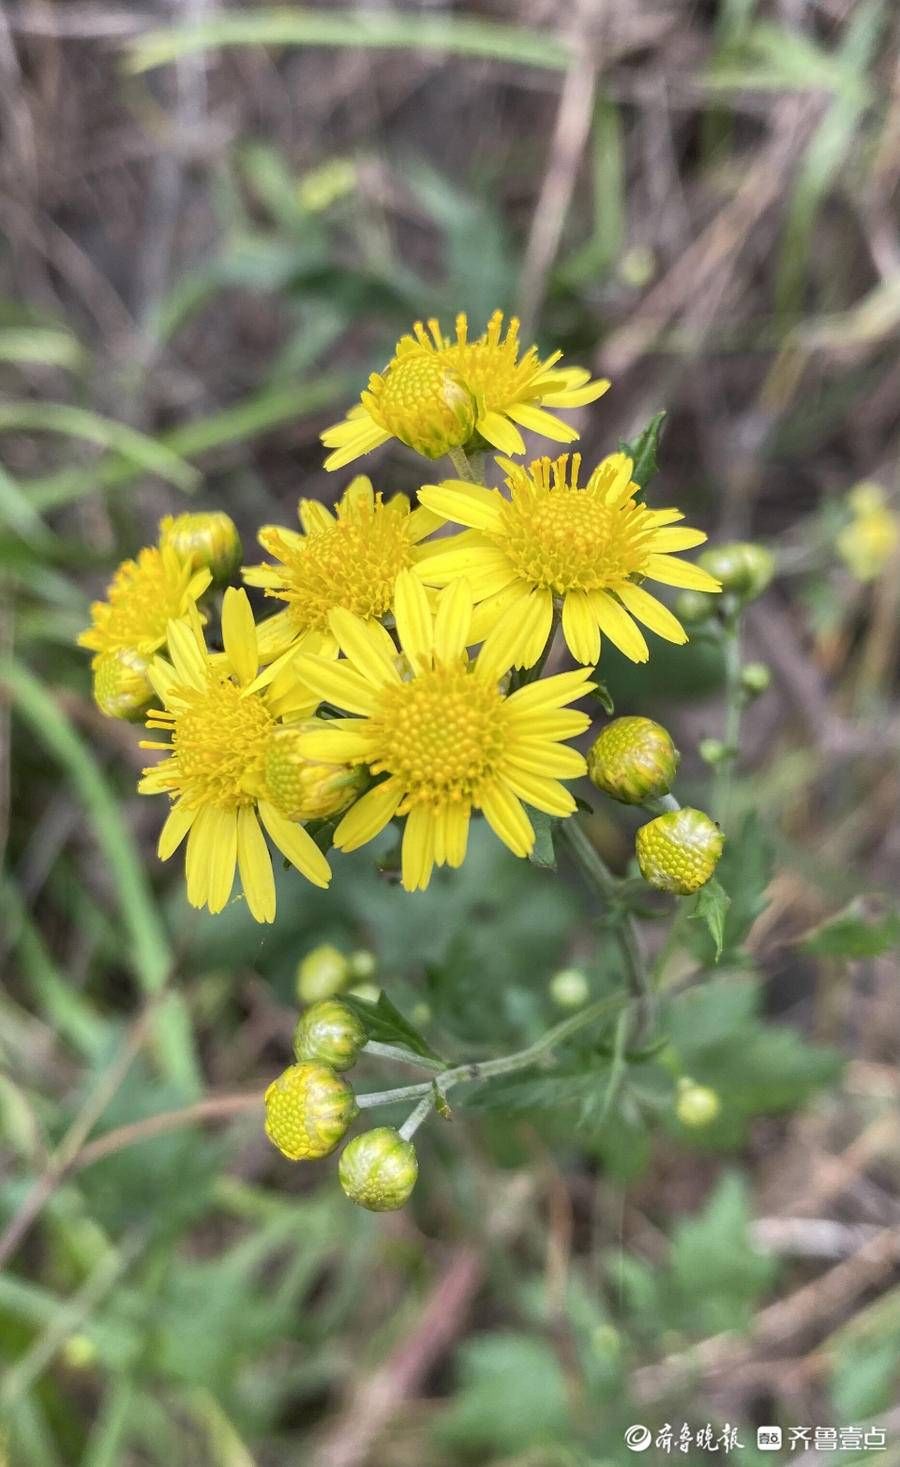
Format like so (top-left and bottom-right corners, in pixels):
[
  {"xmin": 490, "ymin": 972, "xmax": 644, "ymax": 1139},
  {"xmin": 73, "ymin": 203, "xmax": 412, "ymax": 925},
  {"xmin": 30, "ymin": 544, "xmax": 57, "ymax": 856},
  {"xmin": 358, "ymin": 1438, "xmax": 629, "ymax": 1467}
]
[{"xmin": 713, "ymin": 609, "xmax": 743, "ymax": 825}]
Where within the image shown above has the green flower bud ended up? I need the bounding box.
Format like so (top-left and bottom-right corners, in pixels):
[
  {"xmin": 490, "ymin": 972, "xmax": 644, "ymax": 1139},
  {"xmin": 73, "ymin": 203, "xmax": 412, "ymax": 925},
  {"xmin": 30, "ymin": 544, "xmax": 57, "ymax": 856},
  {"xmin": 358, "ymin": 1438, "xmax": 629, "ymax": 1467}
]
[
  {"xmin": 338, "ymin": 1126, "xmax": 418, "ymax": 1211},
  {"xmin": 348, "ymin": 949, "xmax": 377, "ymax": 982},
  {"xmin": 636, "ymin": 808, "xmax": 724, "ymax": 895},
  {"xmin": 371, "ymin": 356, "xmax": 478, "ymax": 460},
  {"xmin": 293, "ymin": 999, "xmax": 367, "ymax": 1072},
  {"xmin": 740, "ymin": 661, "xmax": 771, "ymax": 697},
  {"xmin": 698, "ymin": 542, "xmax": 774, "ymax": 601},
  {"xmin": 675, "ymin": 1077, "xmax": 722, "ymax": 1128},
  {"xmin": 92, "ymin": 646, "xmax": 154, "ymax": 721},
  {"xmin": 296, "ymin": 943, "xmax": 350, "ymax": 1004},
  {"xmin": 159, "ymin": 511, "xmax": 242, "ymax": 583},
  {"xmin": 698, "ymin": 737, "xmax": 728, "ymax": 766},
  {"xmin": 587, "ymin": 716, "xmax": 679, "ymax": 804},
  {"xmin": 549, "ymin": 967, "xmax": 590, "ymax": 1009},
  {"xmin": 265, "ymin": 724, "xmax": 366, "ymax": 821},
  {"xmin": 264, "ymin": 1061, "xmax": 358, "ymax": 1161},
  {"xmin": 674, "ymin": 589, "xmax": 717, "ymax": 626}
]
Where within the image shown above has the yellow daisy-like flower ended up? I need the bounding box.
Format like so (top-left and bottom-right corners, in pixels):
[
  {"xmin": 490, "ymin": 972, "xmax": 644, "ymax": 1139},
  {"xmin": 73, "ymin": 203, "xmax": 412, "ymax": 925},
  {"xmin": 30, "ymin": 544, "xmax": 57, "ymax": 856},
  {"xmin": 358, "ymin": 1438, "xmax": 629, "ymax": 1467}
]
[
  {"xmin": 320, "ymin": 310, "xmax": 610, "ymax": 470},
  {"xmin": 138, "ymin": 589, "xmax": 332, "ymax": 923},
  {"xmin": 415, "ymin": 453, "xmax": 721, "ymax": 669},
  {"xmin": 290, "ymin": 570, "xmax": 594, "ymax": 892},
  {"xmin": 78, "ymin": 544, "xmax": 211, "ymax": 662},
  {"xmin": 242, "ymin": 476, "xmax": 440, "ymax": 663}
]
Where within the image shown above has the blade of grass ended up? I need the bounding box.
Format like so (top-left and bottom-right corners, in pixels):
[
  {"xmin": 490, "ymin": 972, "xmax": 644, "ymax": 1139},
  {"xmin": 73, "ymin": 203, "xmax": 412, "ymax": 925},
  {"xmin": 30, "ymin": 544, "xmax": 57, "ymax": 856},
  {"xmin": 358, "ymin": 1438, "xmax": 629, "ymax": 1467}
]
[
  {"xmin": 0, "ymin": 403, "xmax": 199, "ymax": 494},
  {"xmin": 0, "ymin": 326, "xmax": 84, "ymax": 372},
  {"xmin": 81, "ymin": 1376, "xmax": 138, "ymax": 1467},
  {"xmin": 0, "ymin": 661, "xmax": 199, "ymax": 1094},
  {"xmin": 128, "ymin": 8, "xmax": 573, "ymax": 75},
  {"xmin": 24, "ymin": 374, "xmax": 350, "ymax": 512},
  {"xmin": 1, "ymin": 879, "xmax": 107, "ymax": 1061}
]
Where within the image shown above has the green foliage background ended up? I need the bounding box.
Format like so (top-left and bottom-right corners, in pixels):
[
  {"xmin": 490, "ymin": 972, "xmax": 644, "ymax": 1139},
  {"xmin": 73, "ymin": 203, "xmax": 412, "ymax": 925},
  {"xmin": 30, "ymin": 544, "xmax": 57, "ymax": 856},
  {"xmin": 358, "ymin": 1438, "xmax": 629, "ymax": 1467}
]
[{"xmin": 1, "ymin": 3, "xmax": 899, "ymax": 1464}]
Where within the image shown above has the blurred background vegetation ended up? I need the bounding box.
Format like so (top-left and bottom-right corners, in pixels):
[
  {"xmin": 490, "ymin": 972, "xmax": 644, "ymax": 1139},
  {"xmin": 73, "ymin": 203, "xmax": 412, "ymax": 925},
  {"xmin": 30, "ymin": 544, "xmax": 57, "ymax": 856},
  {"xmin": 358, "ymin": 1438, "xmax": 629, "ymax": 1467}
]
[{"xmin": 1, "ymin": 2, "xmax": 899, "ymax": 1464}]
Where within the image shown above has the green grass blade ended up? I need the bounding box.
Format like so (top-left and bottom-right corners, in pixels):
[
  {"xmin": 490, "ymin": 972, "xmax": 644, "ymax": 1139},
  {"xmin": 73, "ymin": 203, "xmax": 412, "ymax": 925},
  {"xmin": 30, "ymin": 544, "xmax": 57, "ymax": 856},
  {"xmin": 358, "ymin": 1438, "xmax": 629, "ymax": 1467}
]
[
  {"xmin": 0, "ymin": 403, "xmax": 199, "ymax": 495},
  {"xmin": 0, "ymin": 661, "xmax": 199, "ymax": 1094},
  {"xmin": 1, "ymin": 879, "xmax": 106, "ymax": 1061},
  {"xmin": 128, "ymin": 8, "xmax": 572, "ymax": 75}
]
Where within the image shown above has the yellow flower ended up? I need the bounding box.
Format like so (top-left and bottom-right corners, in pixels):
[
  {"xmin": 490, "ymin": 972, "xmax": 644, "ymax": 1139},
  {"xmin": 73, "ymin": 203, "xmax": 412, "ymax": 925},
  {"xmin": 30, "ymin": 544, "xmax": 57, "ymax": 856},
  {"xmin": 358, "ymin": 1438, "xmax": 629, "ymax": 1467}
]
[
  {"xmin": 290, "ymin": 571, "xmax": 594, "ymax": 892},
  {"xmin": 320, "ymin": 310, "xmax": 610, "ymax": 470},
  {"xmin": 242, "ymin": 476, "xmax": 439, "ymax": 662},
  {"xmin": 138, "ymin": 589, "xmax": 330, "ymax": 923},
  {"xmin": 78, "ymin": 544, "xmax": 211, "ymax": 662},
  {"xmin": 837, "ymin": 482, "xmax": 899, "ymax": 582},
  {"xmin": 416, "ymin": 452, "xmax": 720, "ymax": 668}
]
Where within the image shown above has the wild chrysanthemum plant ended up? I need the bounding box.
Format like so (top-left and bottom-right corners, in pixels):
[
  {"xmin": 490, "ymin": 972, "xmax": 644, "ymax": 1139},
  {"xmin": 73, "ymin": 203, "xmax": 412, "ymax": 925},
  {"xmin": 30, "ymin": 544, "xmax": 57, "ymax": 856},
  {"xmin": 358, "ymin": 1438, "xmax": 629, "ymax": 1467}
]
[{"xmin": 78, "ymin": 312, "xmax": 779, "ymax": 1211}]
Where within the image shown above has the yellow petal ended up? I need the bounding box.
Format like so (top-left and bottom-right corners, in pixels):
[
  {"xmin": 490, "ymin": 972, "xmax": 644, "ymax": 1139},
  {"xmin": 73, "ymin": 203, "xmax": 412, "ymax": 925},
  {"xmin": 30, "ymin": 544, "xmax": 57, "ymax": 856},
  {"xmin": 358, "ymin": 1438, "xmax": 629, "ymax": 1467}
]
[
  {"xmin": 334, "ymin": 782, "xmax": 403, "ymax": 852},
  {"xmin": 589, "ymin": 590, "xmax": 649, "ymax": 663},
  {"xmin": 506, "ymin": 666, "xmax": 595, "ymax": 713},
  {"xmin": 644, "ymin": 554, "xmax": 722, "ymax": 591},
  {"xmin": 167, "ymin": 617, "xmax": 207, "ymax": 689},
  {"xmin": 401, "ymin": 805, "xmax": 435, "ymax": 892},
  {"xmin": 433, "ymin": 578, "xmax": 474, "ymax": 660},
  {"xmin": 205, "ymin": 807, "xmax": 238, "ymax": 914},
  {"xmin": 299, "ymin": 498, "xmax": 334, "ymax": 533},
  {"xmin": 185, "ymin": 805, "xmax": 217, "ymax": 908},
  {"xmin": 443, "ymin": 803, "xmax": 470, "ymax": 867},
  {"xmin": 616, "ymin": 582, "xmax": 688, "ymax": 643},
  {"xmin": 476, "ymin": 410, "xmax": 525, "ymax": 456},
  {"xmin": 221, "ymin": 587, "xmax": 258, "ymax": 687},
  {"xmin": 392, "ymin": 569, "xmax": 434, "ymax": 671},
  {"xmin": 481, "ymin": 783, "xmax": 534, "ymax": 858},
  {"xmin": 257, "ymin": 801, "xmax": 331, "ymax": 888},
  {"xmin": 157, "ymin": 799, "xmax": 197, "ymax": 861},
  {"xmin": 561, "ymin": 589, "xmax": 600, "ymax": 666},
  {"xmin": 648, "ymin": 527, "xmax": 708, "ymax": 552},
  {"xmin": 503, "ymin": 768, "xmax": 576, "ymax": 817},
  {"xmin": 505, "ymin": 743, "xmax": 586, "ymax": 778},
  {"xmin": 295, "ymin": 721, "xmax": 371, "ymax": 762},
  {"xmin": 237, "ymin": 807, "xmax": 276, "ymax": 923},
  {"xmin": 476, "ymin": 588, "xmax": 550, "ymax": 681},
  {"xmin": 329, "ymin": 608, "xmax": 400, "ymax": 686},
  {"xmin": 505, "ymin": 402, "xmax": 579, "ymax": 442},
  {"xmin": 290, "ymin": 655, "xmax": 378, "ymax": 716},
  {"xmin": 417, "ymin": 481, "xmax": 503, "ymax": 532}
]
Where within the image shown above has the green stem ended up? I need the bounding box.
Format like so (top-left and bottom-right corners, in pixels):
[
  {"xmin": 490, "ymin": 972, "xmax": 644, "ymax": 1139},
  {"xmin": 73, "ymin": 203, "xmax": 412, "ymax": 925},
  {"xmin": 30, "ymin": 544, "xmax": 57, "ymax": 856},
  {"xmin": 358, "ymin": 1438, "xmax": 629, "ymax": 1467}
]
[
  {"xmin": 447, "ymin": 445, "xmax": 476, "ymax": 481},
  {"xmin": 643, "ymin": 792, "xmax": 680, "ymax": 816},
  {"xmin": 354, "ymin": 991, "xmax": 629, "ymax": 1112},
  {"xmin": 559, "ymin": 817, "xmax": 654, "ymax": 1037},
  {"xmin": 398, "ymin": 1093, "xmax": 435, "ymax": 1141},
  {"xmin": 362, "ymin": 1041, "xmax": 444, "ymax": 1072},
  {"xmin": 713, "ymin": 609, "xmax": 743, "ymax": 825}
]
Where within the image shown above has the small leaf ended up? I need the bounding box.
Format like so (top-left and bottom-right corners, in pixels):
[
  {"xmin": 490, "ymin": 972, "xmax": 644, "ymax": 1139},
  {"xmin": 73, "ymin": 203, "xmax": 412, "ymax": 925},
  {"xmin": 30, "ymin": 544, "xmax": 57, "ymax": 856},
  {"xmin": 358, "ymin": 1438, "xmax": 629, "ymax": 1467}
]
[
  {"xmin": 341, "ymin": 991, "xmax": 444, "ymax": 1064},
  {"xmin": 588, "ymin": 681, "xmax": 615, "ymax": 715},
  {"xmin": 686, "ymin": 877, "xmax": 731, "ymax": 962},
  {"xmin": 801, "ymin": 900, "xmax": 900, "ymax": 959},
  {"xmin": 619, "ymin": 410, "xmax": 666, "ymax": 491},
  {"xmin": 528, "ymin": 809, "xmax": 558, "ymax": 870}
]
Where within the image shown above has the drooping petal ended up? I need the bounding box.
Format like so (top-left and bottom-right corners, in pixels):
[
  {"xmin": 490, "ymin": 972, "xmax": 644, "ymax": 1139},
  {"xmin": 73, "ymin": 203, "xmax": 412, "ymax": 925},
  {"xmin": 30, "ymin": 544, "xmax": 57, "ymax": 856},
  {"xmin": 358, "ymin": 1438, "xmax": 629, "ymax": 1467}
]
[
  {"xmin": 505, "ymin": 402, "xmax": 580, "ymax": 442},
  {"xmin": 502, "ymin": 768, "xmax": 576, "ymax": 817},
  {"xmin": 561, "ymin": 589, "xmax": 600, "ymax": 666},
  {"xmin": 258, "ymin": 801, "xmax": 331, "ymax": 888},
  {"xmin": 334, "ymin": 782, "xmax": 403, "ymax": 852},
  {"xmin": 401, "ymin": 805, "xmax": 436, "ymax": 892},
  {"xmin": 433, "ymin": 578, "xmax": 474, "ymax": 661},
  {"xmin": 644, "ymin": 554, "xmax": 722, "ymax": 591},
  {"xmin": 616, "ymin": 581, "xmax": 688, "ymax": 643},
  {"xmin": 237, "ymin": 807, "xmax": 276, "ymax": 923},
  {"xmin": 205, "ymin": 807, "xmax": 238, "ymax": 914},
  {"xmin": 476, "ymin": 410, "xmax": 526, "ymax": 456},
  {"xmin": 481, "ymin": 782, "xmax": 534, "ymax": 857},
  {"xmin": 157, "ymin": 798, "xmax": 197, "ymax": 860},
  {"xmin": 589, "ymin": 590, "xmax": 649, "ymax": 663}
]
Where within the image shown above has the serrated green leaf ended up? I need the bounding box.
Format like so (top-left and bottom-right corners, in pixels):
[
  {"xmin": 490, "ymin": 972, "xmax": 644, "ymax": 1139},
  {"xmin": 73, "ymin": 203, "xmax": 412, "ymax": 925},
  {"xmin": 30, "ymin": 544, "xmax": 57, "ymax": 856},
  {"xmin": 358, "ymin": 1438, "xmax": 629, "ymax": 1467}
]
[
  {"xmin": 619, "ymin": 410, "xmax": 666, "ymax": 490},
  {"xmin": 686, "ymin": 877, "xmax": 731, "ymax": 961},
  {"xmin": 802, "ymin": 900, "xmax": 900, "ymax": 959},
  {"xmin": 341, "ymin": 990, "xmax": 444, "ymax": 1064}
]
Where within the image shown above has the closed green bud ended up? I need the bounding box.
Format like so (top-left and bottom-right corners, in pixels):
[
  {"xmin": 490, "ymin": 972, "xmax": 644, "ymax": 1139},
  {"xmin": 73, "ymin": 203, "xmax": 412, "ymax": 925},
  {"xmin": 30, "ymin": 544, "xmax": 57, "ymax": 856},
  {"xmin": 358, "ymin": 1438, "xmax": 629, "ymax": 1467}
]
[
  {"xmin": 159, "ymin": 511, "xmax": 242, "ymax": 583},
  {"xmin": 339, "ymin": 1126, "xmax": 418, "ymax": 1211},
  {"xmin": 549, "ymin": 967, "xmax": 590, "ymax": 1009},
  {"xmin": 740, "ymin": 661, "xmax": 771, "ymax": 697},
  {"xmin": 264, "ymin": 1061, "xmax": 358, "ymax": 1161},
  {"xmin": 698, "ymin": 542, "xmax": 774, "ymax": 601},
  {"xmin": 266, "ymin": 724, "xmax": 366, "ymax": 822},
  {"xmin": 293, "ymin": 999, "xmax": 367, "ymax": 1071},
  {"xmin": 675, "ymin": 1077, "xmax": 721, "ymax": 1128},
  {"xmin": 92, "ymin": 646, "xmax": 153, "ymax": 721},
  {"xmin": 296, "ymin": 943, "xmax": 350, "ymax": 1004},
  {"xmin": 636, "ymin": 807, "xmax": 724, "ymax": 895},
  {"xmin": 587, "ymin": 716, "xmax": 679, "ymax": 804},
  {"xmin": 698, "ymin": 737, "xmax": 728, "ymax": 766},
  {"xmin": 348, "ymin": 948, "xmax": 377, "ymax": 982},
  {"xmin": 674, "ymin": 589, "xmax": 717, "ymax": 626}
]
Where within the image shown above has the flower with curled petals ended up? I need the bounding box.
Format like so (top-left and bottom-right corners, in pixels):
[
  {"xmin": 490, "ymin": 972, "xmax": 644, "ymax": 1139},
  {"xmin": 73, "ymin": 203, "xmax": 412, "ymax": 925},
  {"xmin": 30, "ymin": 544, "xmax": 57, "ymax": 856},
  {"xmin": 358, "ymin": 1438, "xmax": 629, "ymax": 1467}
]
[
  {"xmin": 416, "ymin": 452, "xmax": 720, "ymax": 669},
  {"xmin": 320, "ymin": 311, "xmax": 609, "ymax": 470},
  {"xmin": 138, "ymin": 589, "xmax": 331, "ymax": 923},
  {"xmin": 288, "ymin": 570, "xmax": 595, "ymax": 892}
]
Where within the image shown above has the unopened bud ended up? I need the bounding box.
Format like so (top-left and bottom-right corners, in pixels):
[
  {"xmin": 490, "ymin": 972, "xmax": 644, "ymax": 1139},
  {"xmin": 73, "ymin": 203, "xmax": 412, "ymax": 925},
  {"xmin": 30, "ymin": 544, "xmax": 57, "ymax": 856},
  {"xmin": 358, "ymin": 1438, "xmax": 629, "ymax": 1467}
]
[
  {"xmin": 296, "ymin": 944, "xmax": 350, "ymax": 1004},
  {"xmin": 348, "ymin": 949, "xmax": 377, "ymax": 982},
  {"xmin": 92, "ymin": 646, "xmax": 153, "ymax": 721},
  {"xmin": 636, "ymin": 808, "xmax": 724, "ymax": 895},
  {"xmin": 159, "ymin": 511, "xmax": 242, "ymax": 583},
  {"xmin": 265, "ymin": 724, "xmax": 365, "ymax": 822},
  {"xmin": 338, "ymin": 1126, "xmax": 418, "ymax": 1211},
  {"xmin": 675, "ymin": 1077, "xmax": 721, "ymax": 1128},
  {"xmin": 587, "ymin": 717, "xmax": 679, "ymax": 804},
  {"xmin": 367, "ymin": 356, "xmax": 478, "ymax": 459},
  {"xmin": 698, "ymin": 542, "xmax": 774, "ymax": 601},
  {"xmin": 740, "ymin": 661, "xmax": 771, "ymax": 697},
  {"xmin": 699, "ymin": 737, "xmax": 727, "ymax": 766},
  {"xmin": 293, "ymin": 999, "xmax": 367, "ymax": 1072},
  {"xmin": 264, "ymin": 1061, "xmax": 358, "ymax": 1161},
  {"xmin": 549, "ymin": 967, "xmax": 590, "ymax": 1009},
  {"xmin": 674, "ymin": 589, "xmax": 717, "ymax": 626}
]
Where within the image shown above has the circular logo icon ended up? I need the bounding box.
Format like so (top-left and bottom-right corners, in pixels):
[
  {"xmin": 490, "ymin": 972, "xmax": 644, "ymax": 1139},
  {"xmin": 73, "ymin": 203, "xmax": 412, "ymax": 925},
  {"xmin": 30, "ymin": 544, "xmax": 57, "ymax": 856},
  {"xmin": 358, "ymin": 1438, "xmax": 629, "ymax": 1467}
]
[{"xmin": 625, "ymin": 1425, "xmax": 652, "ymax": 1452}]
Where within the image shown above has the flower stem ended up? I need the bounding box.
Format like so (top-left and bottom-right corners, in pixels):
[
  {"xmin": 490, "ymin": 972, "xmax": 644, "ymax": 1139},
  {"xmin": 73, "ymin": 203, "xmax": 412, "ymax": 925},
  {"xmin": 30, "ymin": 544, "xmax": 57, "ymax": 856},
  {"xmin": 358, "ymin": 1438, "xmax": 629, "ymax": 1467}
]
[
  {"xmin": 559, "ymin": 817, "xmax": 654, "ymax": 1038},
  {"xmin": 398, "ymin": 1093, "xmax": 435, "ymax": 1141},
  {"xmin": 713, "ymin": 608, "xmax": 743, "ymax": 826},
  {"xmin": 363, "ymin": 1041, "xmax": 445, "ymax": 1072},
  {"xmin": 447, "ymin": 445, "xmax": 476, "ymax": 481}
]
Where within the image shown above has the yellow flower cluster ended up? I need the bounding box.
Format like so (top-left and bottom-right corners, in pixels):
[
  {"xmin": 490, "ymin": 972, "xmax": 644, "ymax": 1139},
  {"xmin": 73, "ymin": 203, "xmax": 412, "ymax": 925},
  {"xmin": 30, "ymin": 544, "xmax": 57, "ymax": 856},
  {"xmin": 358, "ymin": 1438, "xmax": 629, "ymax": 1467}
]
[{"xmin": 79, "ymin": 310, "xmax": 720, "ymax": 921}]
